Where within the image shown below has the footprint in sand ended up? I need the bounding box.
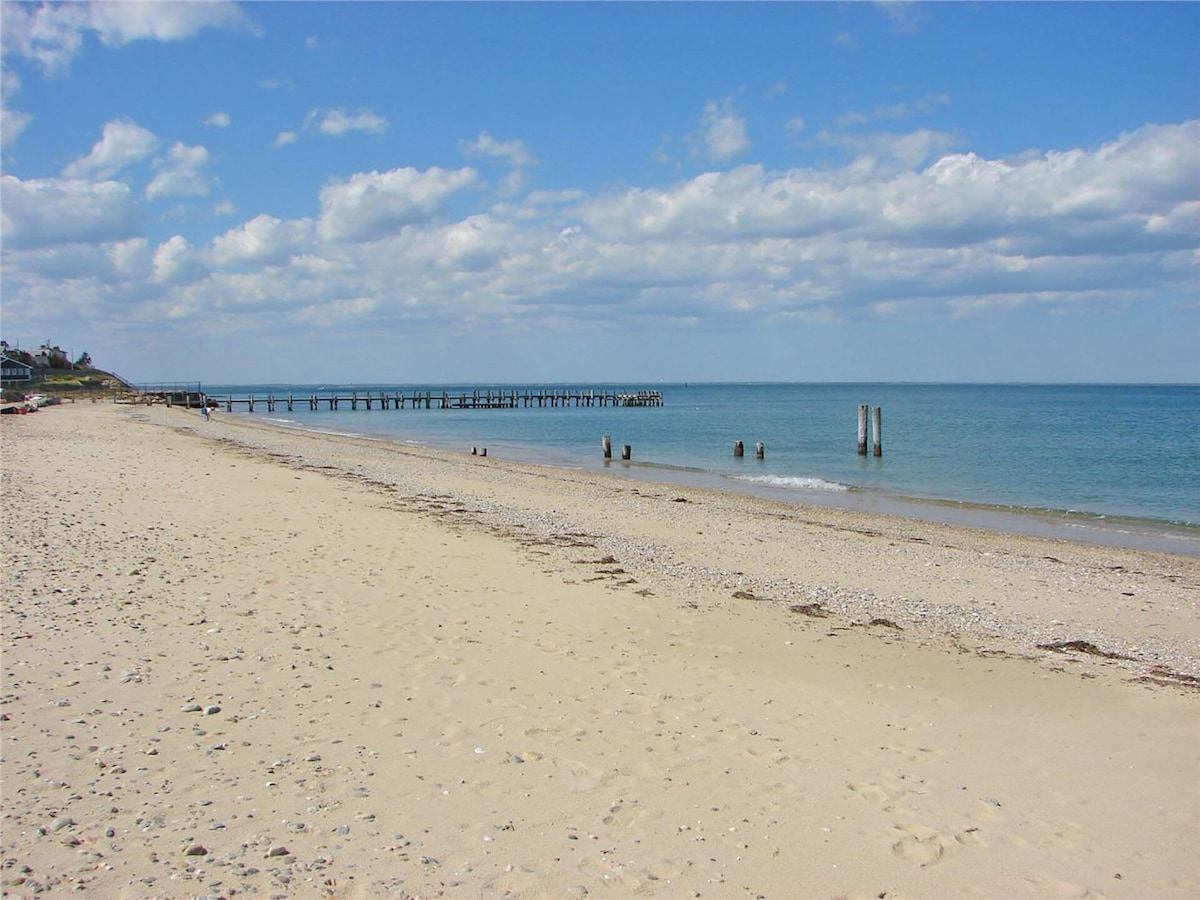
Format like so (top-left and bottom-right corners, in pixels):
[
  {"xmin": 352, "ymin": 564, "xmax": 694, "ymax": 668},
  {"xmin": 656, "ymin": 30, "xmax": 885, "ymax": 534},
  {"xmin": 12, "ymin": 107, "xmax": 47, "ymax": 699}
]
[{"xmin": 890, "ymin": 823, "xmax": 952, "ymax": 866}]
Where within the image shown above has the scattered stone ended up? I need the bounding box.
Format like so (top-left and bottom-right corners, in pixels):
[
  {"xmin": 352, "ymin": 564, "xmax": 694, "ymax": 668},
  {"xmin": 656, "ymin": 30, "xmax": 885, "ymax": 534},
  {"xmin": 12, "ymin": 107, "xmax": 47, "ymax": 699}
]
[
  {"xmin": 266, "ymin": 845, "xmax": 290, "ymax": 858},
  {"xmin": 184, "ymin": 844, "xmax": 208, "ymax": 856},
  {"xmin": 789, "ymin": 602, "xmax": 829, "ymax": 618}
]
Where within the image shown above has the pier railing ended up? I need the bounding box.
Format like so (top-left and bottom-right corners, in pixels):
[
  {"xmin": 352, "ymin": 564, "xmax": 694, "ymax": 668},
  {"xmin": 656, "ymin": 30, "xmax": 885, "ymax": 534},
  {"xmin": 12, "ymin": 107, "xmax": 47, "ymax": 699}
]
[{"xmin": 160, "ymin": 388, "xmax": 663, "ymax": 412}]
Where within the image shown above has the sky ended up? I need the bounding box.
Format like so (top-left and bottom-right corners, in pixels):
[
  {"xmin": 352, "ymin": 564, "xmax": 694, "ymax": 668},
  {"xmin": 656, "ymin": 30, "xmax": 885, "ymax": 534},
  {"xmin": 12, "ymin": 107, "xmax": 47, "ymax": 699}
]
[{"xmin": 1, "ymin": 1, "xmax": 1198, "ymax": 385}]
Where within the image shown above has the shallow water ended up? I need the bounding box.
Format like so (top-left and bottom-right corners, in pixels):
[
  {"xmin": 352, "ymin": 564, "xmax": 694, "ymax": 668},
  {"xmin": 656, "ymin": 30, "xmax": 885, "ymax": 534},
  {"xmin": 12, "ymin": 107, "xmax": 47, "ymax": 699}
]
[{"xmin": 203, "ymin": 382, "xmax": 1200, "ymax": 555}]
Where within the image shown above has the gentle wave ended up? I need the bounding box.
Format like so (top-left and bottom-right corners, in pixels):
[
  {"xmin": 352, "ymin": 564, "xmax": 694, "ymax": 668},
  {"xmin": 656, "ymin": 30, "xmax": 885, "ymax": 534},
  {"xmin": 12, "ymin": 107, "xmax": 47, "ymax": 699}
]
[{"xmin": 730, "ymin": 473, "xmax": 850, "ymax": 493}]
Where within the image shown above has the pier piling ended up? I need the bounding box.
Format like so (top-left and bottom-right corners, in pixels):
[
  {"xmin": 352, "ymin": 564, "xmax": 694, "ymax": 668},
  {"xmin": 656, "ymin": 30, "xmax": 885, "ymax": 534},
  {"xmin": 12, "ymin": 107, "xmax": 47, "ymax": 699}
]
[{"xmin": 858, "ymin": 404, "xmax": 869, "ymax": 456}]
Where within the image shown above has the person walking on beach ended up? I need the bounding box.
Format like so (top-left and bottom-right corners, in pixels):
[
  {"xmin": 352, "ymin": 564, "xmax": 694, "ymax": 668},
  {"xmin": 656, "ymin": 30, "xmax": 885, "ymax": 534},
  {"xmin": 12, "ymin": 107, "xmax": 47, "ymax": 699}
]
[{"xmin": 201, "ymin": 404, "xmax": 210, "ymax": 421}]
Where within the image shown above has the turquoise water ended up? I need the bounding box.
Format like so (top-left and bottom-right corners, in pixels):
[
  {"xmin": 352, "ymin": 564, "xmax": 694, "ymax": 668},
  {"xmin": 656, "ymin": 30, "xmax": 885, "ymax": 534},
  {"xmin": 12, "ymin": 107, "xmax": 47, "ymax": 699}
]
[{"xmin": 203, "ymin": 383, "xmax": 1200, "ymax": 554}]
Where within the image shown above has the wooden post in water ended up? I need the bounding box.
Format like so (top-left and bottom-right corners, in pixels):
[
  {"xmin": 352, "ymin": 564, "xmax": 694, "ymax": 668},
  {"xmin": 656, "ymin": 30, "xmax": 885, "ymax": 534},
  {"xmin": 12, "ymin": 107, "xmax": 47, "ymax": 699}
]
[
  {"xmin": 858, "ymin": 404, "xmax": 869, "ymax": 455},
  {"xmin": 872, "ymin": 406, "xmax": 883, "ymax": 457},
  {"xmin": 621, "ymin": 444, "xmax": 632, "ymax": 460},
  {"xmin": 602, "ymin": 435, "xmax": 612, "ymax": 459},
  {"xmin": 756, "ymin": 442, "xmax": 765, "ymax": 459},
  {"xmin": 734, "ymin": 440, "xmax": 744, "ymax": 457}
]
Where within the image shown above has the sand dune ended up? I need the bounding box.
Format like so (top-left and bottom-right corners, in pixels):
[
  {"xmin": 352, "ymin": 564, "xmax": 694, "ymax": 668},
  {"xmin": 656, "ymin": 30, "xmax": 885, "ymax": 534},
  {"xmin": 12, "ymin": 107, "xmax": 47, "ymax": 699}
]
[{"xmin": 2, "ymin": 403, "xmax": 1197, "ymax": 898}]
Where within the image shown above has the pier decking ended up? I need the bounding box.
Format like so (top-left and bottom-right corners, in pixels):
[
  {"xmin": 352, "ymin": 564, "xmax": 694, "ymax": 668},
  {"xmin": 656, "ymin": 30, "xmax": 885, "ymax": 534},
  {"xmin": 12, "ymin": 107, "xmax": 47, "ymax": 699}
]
[{"xmin": 153, "ymin": 388, "xmax": 663, "ymax": 412}]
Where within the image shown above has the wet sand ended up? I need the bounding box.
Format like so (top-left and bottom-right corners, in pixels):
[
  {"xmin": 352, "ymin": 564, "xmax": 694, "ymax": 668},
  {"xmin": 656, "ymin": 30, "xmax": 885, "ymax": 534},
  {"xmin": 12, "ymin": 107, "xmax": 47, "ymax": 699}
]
[{"xmin": 2, "ymin": 403, "xmax": 1197, "ymax": 898}]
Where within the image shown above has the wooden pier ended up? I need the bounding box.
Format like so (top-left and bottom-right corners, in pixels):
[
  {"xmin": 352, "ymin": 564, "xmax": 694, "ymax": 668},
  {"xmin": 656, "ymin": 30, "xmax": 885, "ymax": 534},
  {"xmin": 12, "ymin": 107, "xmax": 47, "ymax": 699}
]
[{"xmin": 160, "ymin": 388, "xmax": 663, "ymax": 412}]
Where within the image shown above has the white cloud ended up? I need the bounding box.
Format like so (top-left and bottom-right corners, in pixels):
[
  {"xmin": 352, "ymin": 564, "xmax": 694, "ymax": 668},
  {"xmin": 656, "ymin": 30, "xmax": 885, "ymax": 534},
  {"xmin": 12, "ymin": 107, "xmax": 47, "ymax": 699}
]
[
  {"xmin": 88, "ymin": 1, "xmax": 252, "ymax": 45},
  {"xmin": 210, "ymin": 214, "xmax": 313, "ymax": 267},
  {"xmin": 205, "ymin": 111, "xmax": 230, "ymax": 128},
  {"xmin": 459, "ymin": 131, "xmax": 536, "ymax": 167},
  {"xmin": 273, "ymin": 131, "xmax": 297, "ymax": 148},
  {"xmin": 1, "ymin": 67, "xmax": 31, "ymax": 148},
  {"xmin": 818, "ymin": 128, "xmax": 959, "ymax": 175},
  {"xmin": 689, "ymin": 97, "xmax": 750, "ymax": 163},
  {"xmin": 292, "ymin": 296, "xmax": 378, "ymax": 325},
  {"xmin": 153, "ymin": 235, "xmax": 203, "ymax": 284},
  {"xmin": 3, "ymin": 120, "xmax": 1197, "ymax": 349},
  {"xmin": 1, "ymin": 106, "xmax": 32, "ymax": 149},
  {"xmin": 305, "ymin": 107, "xmax": 388, "ymax": 137},
  {"xmin": 1, "ymin": 174, "xmax": 141, "ymax": 249},
  {"xmin": 837, "ymin": 93, "xmax": 952, "ymax": 129},
  {"xmin": 316, "ymin": 166, "xmax": 479, "ymax": 243},
  {"xmin": 0, "ymin": 1, "xmax": 251, "ymax": 75},
  {"xmin": 145, "ymin": 143, "xmax": 213, "ymax": 200},
  {"xmin": 62, "ymin": 118, "xmax": 159, "ymax": 180}
]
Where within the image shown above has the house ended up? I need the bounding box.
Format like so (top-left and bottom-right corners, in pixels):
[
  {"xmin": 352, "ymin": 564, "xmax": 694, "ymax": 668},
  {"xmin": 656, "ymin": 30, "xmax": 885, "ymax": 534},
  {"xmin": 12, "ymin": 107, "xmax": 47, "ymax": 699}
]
[
  {"xmin": 33, "ymin": 345, "xmax": 69, "ymax": 368},
  {"xmin": 2, "ymin": 354, "xmax": 34, "ymax": 383}
]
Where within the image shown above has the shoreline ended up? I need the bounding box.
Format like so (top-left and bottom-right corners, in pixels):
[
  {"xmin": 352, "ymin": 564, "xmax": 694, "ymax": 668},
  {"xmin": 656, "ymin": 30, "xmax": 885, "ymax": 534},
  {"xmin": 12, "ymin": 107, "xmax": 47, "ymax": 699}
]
[
  {"xmin": 3, "ymin": 403, "xmax": 1198, "ymax": 898},
  {"xmin": 234, "ymin": 406, "xmax": 1200, "ymax": 558},
  {"xmin": 170, "ymin": 405, "xmax": 1200, "ymax": 680}
]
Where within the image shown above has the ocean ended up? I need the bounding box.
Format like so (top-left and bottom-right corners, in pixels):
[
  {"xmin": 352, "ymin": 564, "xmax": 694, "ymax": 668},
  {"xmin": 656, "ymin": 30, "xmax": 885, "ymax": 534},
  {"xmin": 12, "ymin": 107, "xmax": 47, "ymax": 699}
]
[{"xmin": 201, "ymin": 383, "xmax": 1200, "ymax": 556}]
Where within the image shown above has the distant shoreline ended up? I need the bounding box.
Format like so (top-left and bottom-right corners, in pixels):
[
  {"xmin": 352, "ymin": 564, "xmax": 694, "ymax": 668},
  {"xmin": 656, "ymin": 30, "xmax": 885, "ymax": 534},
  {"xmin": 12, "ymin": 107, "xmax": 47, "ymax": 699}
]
[{"xmin": 224, "ymin": 402, "xmax": 1200, "ymax": 558}]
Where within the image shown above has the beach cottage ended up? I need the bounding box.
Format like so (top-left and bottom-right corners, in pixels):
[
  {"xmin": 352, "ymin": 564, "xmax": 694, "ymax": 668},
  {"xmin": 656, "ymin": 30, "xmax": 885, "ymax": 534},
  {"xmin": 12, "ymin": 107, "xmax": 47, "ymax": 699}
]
[{"xmin": 1, "ymin": 354, "xmax": 33, "ymax": 384}]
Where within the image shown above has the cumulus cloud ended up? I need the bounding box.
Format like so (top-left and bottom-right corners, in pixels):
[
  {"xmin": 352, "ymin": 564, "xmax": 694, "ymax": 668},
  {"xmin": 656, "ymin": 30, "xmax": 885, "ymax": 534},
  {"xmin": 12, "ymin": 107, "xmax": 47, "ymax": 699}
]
[
  {"xmin": 204, "ymin": 111, "xmax": 230, "ymax": 128},
  {"xmin": 152, "ymin": 235, "xmax": 204, "ymax": 284},
  {"xmin": 88, "ymin": 1, "xmax": 252, "ymax": 45},
  {"xmin": 1, "ymin": 174, "xmax": 142, "ymax": 249},
  {"xmin": 3, "ymin": 119, "xmax": 1197, "ymax": 341},
  {"xmin": 1, "ymin": 1, "xmax": 250, "ymax": 75},
  {"xmin": 459, "ymin": 131, "xmax": 536, "ymax": 167},
  {"xmin": 305, "ymin": 107, "xmax": 388, "ymax": 137},
  {"xmin": 273, "ymin": 131, "xmax": 297, "ymax": 148},
  {"xmin": 689, "ymin": 97, "xmax": 750, "ymax": 163},
  {"xmin": 210, "ymin": 214, "xmax": 313, "ymax": 267},
  {"xmin": 145, "ymin": 143, "xmax": 213, "ymax": 200},
  {"xmin": 62, "ymin": 118, "xmax": 158, "ymax": 180},
  {"xmin": 316, "ymin": 166, "xmax": 479, "ymax": 242}
]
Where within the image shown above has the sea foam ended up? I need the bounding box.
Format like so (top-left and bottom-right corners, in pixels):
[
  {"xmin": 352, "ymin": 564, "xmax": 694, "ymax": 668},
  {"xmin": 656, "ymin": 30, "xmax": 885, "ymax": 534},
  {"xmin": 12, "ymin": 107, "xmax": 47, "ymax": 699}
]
[{"xmin": 730, "ymin": 473, "xmax": 849, "ymax": 493}]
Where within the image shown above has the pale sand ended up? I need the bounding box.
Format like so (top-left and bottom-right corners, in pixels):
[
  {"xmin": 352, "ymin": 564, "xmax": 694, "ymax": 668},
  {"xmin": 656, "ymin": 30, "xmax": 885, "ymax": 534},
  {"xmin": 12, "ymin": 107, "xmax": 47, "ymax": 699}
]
[{"xmin": 2, "ymin": 404, "xmax": 1197, "ymax": 899}]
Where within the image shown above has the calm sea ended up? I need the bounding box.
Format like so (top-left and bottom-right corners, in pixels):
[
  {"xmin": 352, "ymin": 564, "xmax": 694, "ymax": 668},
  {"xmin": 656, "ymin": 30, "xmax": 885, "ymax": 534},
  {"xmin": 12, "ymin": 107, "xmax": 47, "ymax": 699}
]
[{"xmin": 201, "ymin": 383, "xmax": 1200, "ymax": 556}]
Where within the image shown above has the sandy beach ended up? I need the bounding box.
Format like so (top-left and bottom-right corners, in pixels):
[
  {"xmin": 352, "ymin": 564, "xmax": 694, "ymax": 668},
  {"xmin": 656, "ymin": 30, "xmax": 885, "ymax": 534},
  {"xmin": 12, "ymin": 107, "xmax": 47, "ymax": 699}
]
[{"xmin": 2, "ymin": 402, "xmax": 1197, "ymax": 899}]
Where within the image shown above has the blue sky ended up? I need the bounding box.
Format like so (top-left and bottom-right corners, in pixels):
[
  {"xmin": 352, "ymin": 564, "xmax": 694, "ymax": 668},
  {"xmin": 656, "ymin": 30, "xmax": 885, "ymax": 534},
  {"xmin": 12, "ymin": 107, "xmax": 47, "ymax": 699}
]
[{"xmin": 2, "ymin": 1, "xmax": 1198, "ymax": 384}]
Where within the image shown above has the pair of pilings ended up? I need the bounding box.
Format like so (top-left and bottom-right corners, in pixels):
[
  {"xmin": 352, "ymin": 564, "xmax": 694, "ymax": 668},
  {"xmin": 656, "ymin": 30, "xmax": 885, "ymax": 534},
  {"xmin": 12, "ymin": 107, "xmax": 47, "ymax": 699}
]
[
  {"xmin": 601, "ymin": 436, "xmax": 632, "ymax": 460},
  {"xmin": 733, "ymin": 441, "xmax": 765, "ymax": 459},
  {"xmin": 857, "ymin": 405, "xmax": 883, "ymax": 457}
]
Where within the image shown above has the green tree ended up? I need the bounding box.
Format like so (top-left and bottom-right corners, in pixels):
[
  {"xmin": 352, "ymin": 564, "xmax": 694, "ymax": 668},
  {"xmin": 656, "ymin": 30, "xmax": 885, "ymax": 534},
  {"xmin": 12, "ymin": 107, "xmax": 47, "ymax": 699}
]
[{"xmin": 75, "ymin": 351, "xmax": 92, "ymax": 368}]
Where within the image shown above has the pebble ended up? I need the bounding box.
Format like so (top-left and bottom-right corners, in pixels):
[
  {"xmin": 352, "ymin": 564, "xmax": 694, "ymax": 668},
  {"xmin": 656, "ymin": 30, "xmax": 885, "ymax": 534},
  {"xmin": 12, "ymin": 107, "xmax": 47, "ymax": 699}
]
[
  {"xmin": 266, "ymin": 845, "xmax": 290, "ymax": 858},
  {"xmin": 184, "ymin": 844, "xmax": 208, "ymax": 856}
]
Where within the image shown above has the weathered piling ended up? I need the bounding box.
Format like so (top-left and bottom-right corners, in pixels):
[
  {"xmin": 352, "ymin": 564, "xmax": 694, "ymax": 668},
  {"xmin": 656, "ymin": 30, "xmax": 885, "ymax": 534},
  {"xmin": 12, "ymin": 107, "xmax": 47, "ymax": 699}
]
[
  {"xmin": 621, "ymin": 444, "xmax": 632, "ymax": 460},
  {"xmin": 734, "ymin": 440, "xmax": 744, "ymax": 457},
  {"xmin": 872, "ymin": 406, "xmax": 883, "ymax": 457},
  {"xmin": 602, "ymin": 435, "xmax": 612, "ymax": 459},
  {"xmin": 756, "ymin": 442, "xmax": 765, "ymax": 459},
  {"xmin": 858, "ymin": 404, "xmax": 869, "ymax": 455}
]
